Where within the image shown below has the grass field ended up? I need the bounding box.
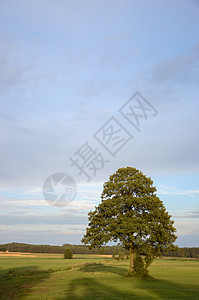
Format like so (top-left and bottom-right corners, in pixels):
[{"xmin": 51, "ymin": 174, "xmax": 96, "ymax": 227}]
[{"xmin": 0, "ymin": 253, "xmax": 198, "ymax": 299}]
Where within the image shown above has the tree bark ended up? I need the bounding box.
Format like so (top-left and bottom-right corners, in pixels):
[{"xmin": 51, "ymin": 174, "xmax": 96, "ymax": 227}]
[{"xmin": 129, "ymin": 241, "xmax": 136, "ymax": 272}]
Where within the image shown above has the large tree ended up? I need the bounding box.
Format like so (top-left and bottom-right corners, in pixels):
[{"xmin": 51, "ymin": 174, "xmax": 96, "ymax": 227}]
[{"xmin": 82, "ymin": 167, "xmax": 177, "ymax": 276}]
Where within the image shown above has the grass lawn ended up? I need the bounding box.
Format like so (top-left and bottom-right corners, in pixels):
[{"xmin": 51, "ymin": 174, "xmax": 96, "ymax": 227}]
[{"xmin": 0, "ymin": 254, "xmax": 198, "ymax": 299}]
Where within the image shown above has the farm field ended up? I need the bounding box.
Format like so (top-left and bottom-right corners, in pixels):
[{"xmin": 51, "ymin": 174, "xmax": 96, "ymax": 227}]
[{"xmin": 0, "ymin": 253, "xmax": 199, "ymax": 299}]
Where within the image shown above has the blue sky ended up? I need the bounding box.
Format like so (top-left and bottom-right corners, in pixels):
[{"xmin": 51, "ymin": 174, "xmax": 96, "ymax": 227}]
[{"xmin": 0, "ymin": 0, "xmax": 199, "ymax": 247}]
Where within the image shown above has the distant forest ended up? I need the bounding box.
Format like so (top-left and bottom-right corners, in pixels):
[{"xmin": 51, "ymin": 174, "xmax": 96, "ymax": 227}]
[{"xmin": 0, "ymin": 242, "xmax": 199, "ymax": 258}]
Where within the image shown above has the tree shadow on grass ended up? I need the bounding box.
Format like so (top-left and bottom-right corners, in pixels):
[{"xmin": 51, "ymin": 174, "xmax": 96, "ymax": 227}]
[
  {"xmin": 0, "ymin": 266, "xmax": 51, "ymax": 300},
  {"xmin": 79, "ymin": 263, "xmax": 126, "ymax": 276},
  {"xmin": 58, "ymin": 264, "xmax": 199, "ymax": 300},
  {"xmin": 59, "ymin": 276, "xmax": 199, "ymax": 300},
  {"xmin": 60, "ymin": 277, "xmax": 138, "ymax": 300},
  {"xmin": 136, "ymin": 277, "xmax": 199, "ymax": 300}
]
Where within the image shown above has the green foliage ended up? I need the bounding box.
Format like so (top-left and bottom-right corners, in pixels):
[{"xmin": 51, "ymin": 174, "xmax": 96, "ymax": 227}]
[
  {"xmin": 64, "ymin": 248, "xmax": 73, "ymax": 259},
  {"xmin": 143, "ymin": 253, "xmax": 154, "ymax": 271},
  {"xmin": 82, "ymin": 167, "xmax": 177, "ymax": 276},
  {"xmin": 133, "ymin": 254, "xmax": 148, "ymax": 278},
  {"xmin": 118, "ymin": 251, "xmax": 125, "ymax": 260},
  {"xmin": 126, "ymin": 255, "xmax": 149, "ymax": 279},
  {"xmin": 114, "ymin": 250, "xmax": 126, "ymax": 260},
  {"xmin": 0, "ymin": 247, "xmax": 6, "ymax": 252}
]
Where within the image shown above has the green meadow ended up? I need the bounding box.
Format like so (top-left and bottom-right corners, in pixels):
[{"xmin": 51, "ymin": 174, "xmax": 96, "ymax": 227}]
[{"xmin": 0, "ymin": 254, "xmax": 199, "ymax": 299}]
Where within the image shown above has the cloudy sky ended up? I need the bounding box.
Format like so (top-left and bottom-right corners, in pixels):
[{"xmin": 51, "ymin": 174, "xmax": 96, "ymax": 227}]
[{"xmin": 0, "ymin": 0, "xmax": 199, "ymax": 247}]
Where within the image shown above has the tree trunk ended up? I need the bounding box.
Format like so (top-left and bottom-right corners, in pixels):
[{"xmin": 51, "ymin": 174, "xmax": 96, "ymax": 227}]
[{"xmin": 129, "ymin": 242, "xmax": 136, "ymax": 272}]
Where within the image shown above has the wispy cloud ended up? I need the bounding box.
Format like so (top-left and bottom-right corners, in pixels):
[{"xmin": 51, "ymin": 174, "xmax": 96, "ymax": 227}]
[
  {"xmin": 158, "ymin": 185, "xmax": 199, "ymax": 197},
  {"xmin": 174, "ymin": 220, "xmax": 199, "ymax": 236},
  {"xmin": 151, "ymin": 43, "xmax": 199, "ymax": 87},
  {"xmin": 175, "ymin": 208, "xmax": 199, "ymax": 219}
]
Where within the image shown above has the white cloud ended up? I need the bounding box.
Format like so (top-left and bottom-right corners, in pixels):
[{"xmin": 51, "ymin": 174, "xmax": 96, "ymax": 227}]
[
  {"xmin": 174, "ymin": 207, "xmax": 199, "ymax": 219},
  {"xmin": 151, "ymin": 44, "xmax": 199, "ymax": 86},
  {"xmin": 174, "ymin": 220, "xmax": 199, "ymax": 236},
  {"xmin": 158, "ymin": 185, "xmax": 199, "ymax": 196}
]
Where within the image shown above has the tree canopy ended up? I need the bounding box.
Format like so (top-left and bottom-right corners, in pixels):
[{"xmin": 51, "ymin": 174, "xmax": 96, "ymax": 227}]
[
  {"xmin": 82, "ymin": 167, "xmax": 177, "ymax": 276},
  {"xmin": 64, "ymin": 248, "xmax": 73, "ymax": 259}
]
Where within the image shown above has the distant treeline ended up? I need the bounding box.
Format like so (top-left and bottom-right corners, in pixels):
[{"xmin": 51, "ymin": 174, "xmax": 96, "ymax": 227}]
[
  {"xmin": 0, "ymin": 242, "xmax": 198, "ymax": 258},
  {"xmin": 0, "ymin": 242, "xmax": 126, "ymax": 255},
  {"xmin": 163, "ymin": 248, "xmax": 199, "ymax": 259}
]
